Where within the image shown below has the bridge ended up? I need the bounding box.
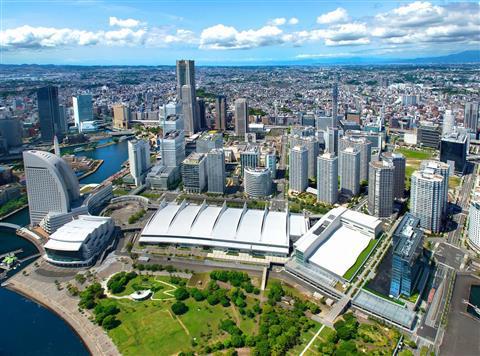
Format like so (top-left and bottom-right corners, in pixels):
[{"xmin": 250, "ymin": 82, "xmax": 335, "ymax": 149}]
[{"xmin": 0, "ymin": 222, "xmax": 22, "ymax": 230}]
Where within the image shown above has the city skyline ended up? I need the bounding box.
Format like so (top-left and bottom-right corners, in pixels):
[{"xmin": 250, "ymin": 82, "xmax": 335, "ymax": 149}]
[{"xmin": 1, "ymin": 1, "xmax": 479, "ymax": 65}]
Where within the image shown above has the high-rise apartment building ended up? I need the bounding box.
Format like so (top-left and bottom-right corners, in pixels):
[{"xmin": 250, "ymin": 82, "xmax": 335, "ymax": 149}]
[
  {"xmin": 240, "ymin": 145, "xmax": 260, "ymax": 176},
  {"xmin": 340, "ymin": 136, "xmax": 372, "ymax": 182},
  {"xmin": 207, "ymin": 149, "xmax": 225, "ymax": 194},
  {"xmin": 290, "ymin": 133, "xmax": 319, "ymax": 179},
  {"xmin": 244, "ymin": 167, "xmax": 272, "ymax": 198},
  {"xmin": 113, "ymin": 103, "xmax": 130, "ymax": 130},
  {"xmin": 73, "ymin": 94, "xmax": 93, "ymax": 130},
  {"xmin": 23, "ymin": 150, "xmax": 80, "ymax": 224},
  {"xmin": 339, "ymin": 147, "xmax": 360, "ymax": 196},
  {"xmin": 182, "ymin": 152, "xmax": 207, "ymax": 193},
  {"xmin": 381, "ymin": 152, "xmax": 406, "ymax": 200},
  {"xmin": 420, "ymin": 160, "xmax": 449, "ymax": 216},
  {"xmin": 215, "ymin": 95, "xmax": 227, "ymax": 130},
  {"xmin": 317, "ymin": 152, "xmax": 338, "ymax": 205},
  {"xmin": 326, "ymin": 126, "xmax": 339, "ymax": 155},
  {"xmin": 37, "ymin": 86, "xmax": 63, "ymax": 142},
  {"xmin": 368, "ymin": 160, "xmax": 394, "ymax": 218},
  {"xmin": 264, "ymin": 148, "xmax": 277, "ymax": 179},
  {"xmin": 128, "ymin": 139, "xmax": 151, "ymax": 186},
  {"xmin": 410, "ymin": 169, "xmax": 445, "ymax": 233},
  {"xmin": 289, "ymin": 145, "xmax": 308, "ymax": 193},
  {"xmin": 389, "ymin": 213, "xmax": 424, "ymax": 298},
  {"xmin": 234, "ymin": 98, "xmax": 248, "ymax": 137}
]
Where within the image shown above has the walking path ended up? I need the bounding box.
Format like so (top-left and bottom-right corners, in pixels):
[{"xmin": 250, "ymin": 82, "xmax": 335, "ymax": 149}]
[{"xmin": 300, "ymin": 324, "xmax": 325, "ymax": 356}]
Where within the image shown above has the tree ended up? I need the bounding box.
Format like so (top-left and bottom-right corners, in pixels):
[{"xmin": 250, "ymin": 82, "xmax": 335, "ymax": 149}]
[
  {"xmin": 171, "ymin": 301, "xmax": 188, "ymax": 315},
  {"xmin": 190, "ymin": 288, "xmax": 205, "ymax": 301},
  {"xmin": 174, "ymin": 287, "xmax": 190, "ymax": 301},
  {"xmin": 102, "ymin": 315, "xmax": 120, "ymax": 330},
  {"xmin": 267, "ymin": 282, "xmax": 284, "ymax": 305}
]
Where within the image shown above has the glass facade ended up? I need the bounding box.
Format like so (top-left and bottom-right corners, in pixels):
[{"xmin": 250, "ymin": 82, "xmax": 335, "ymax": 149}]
[{"xmin": 440, "ymin": 139, "xmax": 467, "ymax": 174}]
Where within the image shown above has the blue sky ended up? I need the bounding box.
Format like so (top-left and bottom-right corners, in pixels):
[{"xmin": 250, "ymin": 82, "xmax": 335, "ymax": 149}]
[{"xmin": 1, "ymin": 0, "xmax": 479, "ymax": 65}]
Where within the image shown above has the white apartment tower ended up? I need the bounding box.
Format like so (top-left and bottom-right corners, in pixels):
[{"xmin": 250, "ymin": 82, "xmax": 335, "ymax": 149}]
[
  {"xmin": 317, "ymin": 152, "xmax": 338, "ymax": 205},
  {"xmin": 339, "ymin": 147, "xmax": 360, "ymax": 196},
  {"xmin": 289, "ymin": 145, "xmax": 308, "ymax": 193},
  {"xmin": 368, "ymin": 160, "xmax": 394, "ymax": 218},
  {"xmin": 128, "ymin": 139, "xmax": 151, "ymax": 186}
]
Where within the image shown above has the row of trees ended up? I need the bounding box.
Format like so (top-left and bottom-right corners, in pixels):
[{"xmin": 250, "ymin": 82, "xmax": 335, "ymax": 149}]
[{"xmin": 210, "ymin": 270, "xmax": 260, "ymax": 294}]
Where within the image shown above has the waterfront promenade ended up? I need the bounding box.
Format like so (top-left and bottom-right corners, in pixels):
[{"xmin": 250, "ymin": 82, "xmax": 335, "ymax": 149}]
[{"xmin": 3, "ymin": 258, "xmax": 120, "ymax": 356}]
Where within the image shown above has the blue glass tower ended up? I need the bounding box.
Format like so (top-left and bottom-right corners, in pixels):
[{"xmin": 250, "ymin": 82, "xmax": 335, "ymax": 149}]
[{"xmin": 390, "ymin": 213, "xmax": 424, "ymax": 298}]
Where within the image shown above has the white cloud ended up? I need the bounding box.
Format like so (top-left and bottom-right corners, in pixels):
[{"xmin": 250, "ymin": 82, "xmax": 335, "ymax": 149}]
[
  {"xmin": 109, "ymin": 16, "xmax": 143, "ymax": 28},
  {"xmin": 288, "ymin": 18, "xmax": 299, "ymax": 25},
  {"xmin": 199, "ymin": 24, "xmax": 284, "ymax": 50},
  {"xmin": 268, "ymin": 18, "xmax": 286, "ymax": 26},
  {"xmin": 316, "ymin": 8, "xmax": 349, "ymax": 25}
]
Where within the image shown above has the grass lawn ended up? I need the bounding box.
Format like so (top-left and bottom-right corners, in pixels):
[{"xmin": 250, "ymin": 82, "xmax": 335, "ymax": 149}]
[
  {"xmin": 396, "ymin": 148, "xmax": 434, "ymax": 190},
  {"xmin": 187, "ymin": 272, "xmax": 210, "ymax": 289},
  {"xmin": 449, "ymin": 175, "xmax": 461, "ymax": 189},
  {"xmin": 113, "ymin": 275, "xmax": 183, "ymax": 299},
  {"xmin": 287, "ymin": 323, "xmax": 323, "ymax": 356},
  {"xmin": 355, "ymin": 323, "xmax": 400, "ymax": 353},
  {"xmin": 343, "ymin": 238, "xmax": 378, "ymax": 281},
  {"xmin": 107, "ymin": 299, "xmax": 191, "ymax": 356}
]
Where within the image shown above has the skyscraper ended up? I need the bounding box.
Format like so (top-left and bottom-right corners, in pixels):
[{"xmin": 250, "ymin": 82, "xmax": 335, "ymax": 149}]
[
  {"xmin": 340, "ymin": 136, "xmax": 372, "ymax": 183},
  {"xmin": 234, "ymin": 98, "xmax": 248, "ymax": 137},
  {"xmin": 410, "ymin": 169, "xmax": 445, "ymax": 233},
  {"xmin": 468, "ymin": 188, "xmax": 480, "ymax": 251},
  {"xmin": 389, "ymin": 213, "xmax": 424, "ymax": 298},
  {"xmin": 177, "ymin": 59, "xmax": 198, "ymax": 135},
  {"xmin": 340, "ymin": 147, "xmax": 360, "ymax": 196},
  {"xmin": 326, "ymin": 126, "xmax": 339, "ymax": 155},
  {"xmin": 368, "ymin": 160, "xmax": 394, "ymax": 218},
  {"xmin": 23, "ymin": 150, "xmax": 80, "ymax": 225},
  {"xmin": 113, "ymin": 103, "xmax": 130, "ymax": 129},
  {"xmin": 161, "ymin": 130, "xmax": 185, "ymax": 168},
  {"xmin": 73, "ymin": 94, "xmax": 93, "ymax": 130},
  {"xmin": 240, "ymin": 145, "xmax": 260, "ymax": 176},
  {"xmin": 317, "ymin": 152, "xmax": 338, "ymax": 205},
  {"xmin": 264, "ymin": 148, "xmax": 277, "ymax": 179},
  {"xmin": 37, "ymin": 86, "xmax": 63, "ymax": 142},
  {"xmin": 182, "ymin": 84, "xmax": 198, "ymax": 136},
  {"xmin": 244, "ymin": 167, "xmax": 272, "ymax": 198},
  {"xmin": 440, "ymin": 131, "xmax": 468, "ymax": 174},
  {"xmin": 197, "ymin": 98, "xmax": 207, "ymax": 130},
  {"xmin": 420, "ymin": 160, "xmax": 449, "ymax": 216},
  {"xmin": 290, "ymin": 134, "xmax": 319, "ymax": 179},
  {"xmin": 182, "ymin": 152, "xmax": 207, "ymax": 193},
  {"xmin": 207, "ymin": 149, "xmax": 225, "ymax": 194},
  {"xmin": 381, "ymin": 152, "xmax": 406, "ymax": 200},
  {"xmin": 332, "ymin": 80, "xmax": 338, "ymax": 127},
  {"xmin": 128, "ymin": 139, "xmax": 151, "ymax": 186},
  {"xmin": 215, "ymin": 95, "xmax": 227, "ymax": 130},
  {"xmin": 464, "ymin": 102, "xmax": 479, "ymax": 134},
  {"xmin": 289, "ymin": 145, "xmax": 308, "ymax": 193},
  {"xmin": 442, "ymin": 109, "xmax": 455, "ymax": 136}
]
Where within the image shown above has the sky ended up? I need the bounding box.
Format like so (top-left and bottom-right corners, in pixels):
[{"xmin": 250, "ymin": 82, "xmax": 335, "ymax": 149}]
[{"xmin": 1, "ymin": 0, "xmax": 479, "ymax": 65}]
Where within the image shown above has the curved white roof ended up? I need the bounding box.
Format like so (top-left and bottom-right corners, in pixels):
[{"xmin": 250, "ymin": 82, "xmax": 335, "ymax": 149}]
[{"xmin": 140, "ymin": 201, "xmax": 307, "ymax": 255}]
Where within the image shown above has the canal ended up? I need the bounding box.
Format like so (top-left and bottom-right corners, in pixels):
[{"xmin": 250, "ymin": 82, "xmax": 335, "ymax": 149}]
[{"xmin": 0, "ymin": 140, "xmax": 129, "ymax": 355}]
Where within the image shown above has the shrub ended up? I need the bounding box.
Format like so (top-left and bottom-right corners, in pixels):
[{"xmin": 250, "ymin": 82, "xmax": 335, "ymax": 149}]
[{"xmin": 171, "ymin": 301, "xmax": 188, "ymax": 315}]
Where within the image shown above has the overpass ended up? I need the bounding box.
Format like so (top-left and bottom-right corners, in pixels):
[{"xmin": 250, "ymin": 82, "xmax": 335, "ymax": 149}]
[{"xmin": 0, "ymin": 222, "xmax": 22, "ymax": 230}]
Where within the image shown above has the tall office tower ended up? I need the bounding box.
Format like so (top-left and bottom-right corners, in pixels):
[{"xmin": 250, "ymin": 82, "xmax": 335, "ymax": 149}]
[
  {"xmin": 196, "ymin": 132, "xmax": 223, "ymax": 153},
  {"xmin": 340, "ymin": 136, "xmax": 372, "ymax": 182},
  {"xmin": 23, "ymin": 150, "xmax": 80, "ymax": 225},
  {"xmin": 207, "ymin": 149, "xmax": 225, "ymax": 194},
  {"xmin": 113, "ymin": 103, "xmax": 130, "ymax": 129},
  {"xmin": 368, "ymin": 160, "xmax": 394, "ymax": 218},
  {"xmin": 332, "ymin": 80, "xmax": 338, "ymax": 126},
  {"xmin": 440, "ymin": 131, "xmax": 468, "ymax": 174},
  {"xmin": 244, "ymin": 167, "xmax": 272, "ymax": 198},
  {"xmin": 73, "ymin": 94, "xmax": 93, "ymax": 130},
  {"xmin": 128, "ymin": 139, "xmax": 151, "ymax": 186},
  {"xmin": 468, "ymin": 188, "xmax": 480, "ymax": 251},
  {"xmin": 159, "ymin": 102, "xmax": 182, "ymax": 120},
  {"xmin": 464, "ymin": 102, "xmax": 479, "ymax": 134},
  {"xmin": 37, "ymin": 86, "xmax": 62, "ymax": 142},
  {"xmin": 410, "ymin": 169, "xmax": 445, "ymax": 233},
  {"xmin": 176, "ymin": 59, "xmax": 195, "ymax": 99},
  {"xmin": 289, "ymin": 145, "xmax": 308, "ymax": 193},
  {"xmin": 234, "ymin": 98, "xmax": 248, "ymax": 137},
  {"xmin": 326, "ymin": 126, "xmax": 339, "ymax": 155},
  {"xmin": 264, "ymin": 149, "xmax": 277, "ymax": 179},
  {"xmin": 0, "ymin": 118, "xmax": 23, "ymax": 148},
  {"xmin": 442, "ymin": 109, "xmax": 455, "ymax": 136},
  {"xmin": 339, "ymin": 147, "xmax": 360, "ymax": 196},
  {"xmin": 182, "ymin": 152, "xmax": 207, "ymax": 193},
  {"xmin": 197, "ymin": 98, "xmax": 207, "ymax": 130},
  {"xmin": 215, "ymin": 95, "xmax": 227, "ymax": 130},
  {"xmin": 381, "ymin": 152, "xmax": 406, "ymax": 199},
  {"xmin": 161, "ymin": 130, "xmax": 185, "ymax": 168},
  {"xmin": 58, "ymin": 104, "xmax": 67, "ymax": 134},
  {"xmin": 240, "ymin": 145, "xmax": 260, "ymax": 175},
  {"xmin": 420, "ymin": 160, "xmax": 449, "ymax": 216},
  {"xmin": 317, "ymin": 152, "xmax": 338, "ymax": 205},
  {"xmin": 181, "ymin": 84, "xmax": 198, "ymax": 136},
  {"xmin": 389, "ymin": 213, "xmax": 424, "ymax": 298}
]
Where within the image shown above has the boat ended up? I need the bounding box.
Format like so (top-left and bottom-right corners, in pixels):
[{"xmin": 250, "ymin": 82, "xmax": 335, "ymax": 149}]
[
  {"xmin": 119, "ymin": 136, "xmax": 128, "ymax": 142},
  {"xmin": 74, "ymin": 147, "xmax": 85, "ymax": 153}
]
